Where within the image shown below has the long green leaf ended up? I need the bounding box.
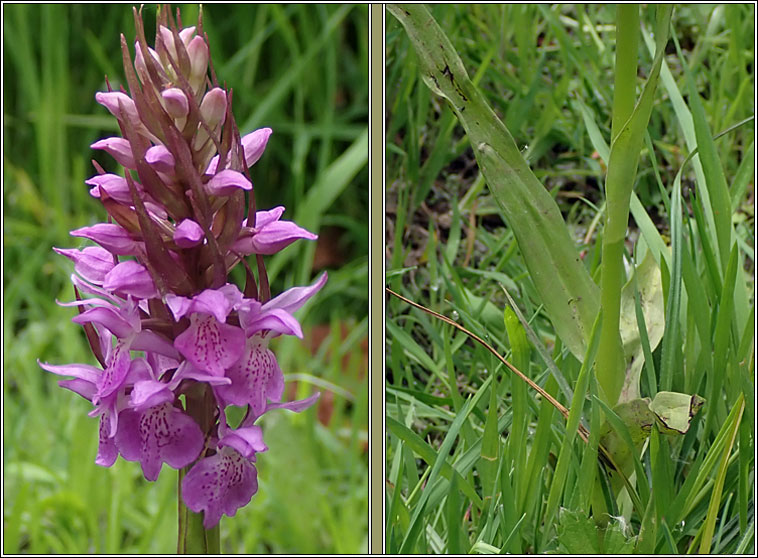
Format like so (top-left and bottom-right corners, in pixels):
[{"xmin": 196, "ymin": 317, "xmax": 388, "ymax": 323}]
[{"xmin": 387, "ymin": 4, "xmax": 599, "ymax": 361}]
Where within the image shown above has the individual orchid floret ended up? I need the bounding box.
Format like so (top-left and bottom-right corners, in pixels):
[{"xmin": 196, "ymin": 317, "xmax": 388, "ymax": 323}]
[
  {"xmin": 86, "ymin": 173, "xmax": 135, "ymax": 204},
  {"xmin": 242, "ymin": 127, "xmax": 273, "ymax": 167},
  {"xmin": 95, "ymin": 91, "xmax": 140, "ymax": 127},
  {"xmin": 91, "ymin": 137, "xmax": 136, "ymax": 169},
  {"xmin": 205, "ymin": 128, "xmax": 273, "ymax": 174},
  {"xmin": 102, "ymin": 260, "xmax": 159, "ymax": 300},
  {"xmin": 215, "ymin": 334, "xmax": 283, "ymax": 413},
  {"xmin": 233, "ymin": 206, "xmax": 317, "ymax": 256},
  {"xmin": 174, "ymin": 219, "xmax": 205, "ymax": 248},
  {"xmin": 166, "ymin": 287, "xmax": 246, "ymax": 377},
  {"xmin": 70, "ymin": 223, "xmax": 142, "ymax": 255},
  {"xmin": 181, "ymin": 424, "xmax": 267, "ymax": 528},
  {"xmin": 116, "ymin": 401, "xmax": 205, "ymax": 482},
  {"xmin": 238, "ymin": 272, "xmax": 328, "ymax": 338},
  {"xmin": 53, "ymin": 246, "xmax": 115, "ymax": 285}
]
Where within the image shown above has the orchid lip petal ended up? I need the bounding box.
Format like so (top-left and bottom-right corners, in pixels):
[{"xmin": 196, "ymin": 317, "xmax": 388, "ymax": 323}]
[{"xmin": 181, "ymin": 447, "xmax": 258, "ymax": 528}]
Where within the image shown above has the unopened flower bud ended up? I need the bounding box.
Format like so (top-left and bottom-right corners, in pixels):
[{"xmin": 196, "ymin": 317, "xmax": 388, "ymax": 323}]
[
  {"xmin": 145, "ymin": 145, "xmax": 176, "ymax": 174},
  {"xmin": 91, "ymin": 137, "xmax": 136, "ymax": 169},
  {"xmin": 186, "ymin": 36, "xmax": 209, "ymax": 93},
  {"xmin": 174, "ymin": 219, "xmax": 205, "ymax": 248},
  {"xmin": 199, "ymin": 88, "xmax": 227, "ymax": 129},
  {"xmin": 206, "ymin": 169, "xmax": 252, "ymax": 196},
  {"xmin": 161, "ymin": 88, "xmax": 190, "ymax": 120},
  {"xmin": 242, "ymin": 128, "xmax": 273, "ymax": 167}
]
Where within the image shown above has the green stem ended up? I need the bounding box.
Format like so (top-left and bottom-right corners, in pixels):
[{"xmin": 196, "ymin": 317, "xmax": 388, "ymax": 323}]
[{"xmin": 177, "ymin": 385, "xmax": 220, "ymax": 554}]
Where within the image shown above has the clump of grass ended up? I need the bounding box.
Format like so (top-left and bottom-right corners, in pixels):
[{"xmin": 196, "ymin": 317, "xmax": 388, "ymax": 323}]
[{"xmin": 386, "ymin": 4, "xmax": 753, "ymax": 554}]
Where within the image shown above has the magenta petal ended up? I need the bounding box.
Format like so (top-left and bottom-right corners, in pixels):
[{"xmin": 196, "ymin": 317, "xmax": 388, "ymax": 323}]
[
  {"xmin": 95, "ymin": 92, "xmax": 139, "ymax": 125},
  {"xmin": 253, "ymin": 206, "xmax": 285, "ymax": 229},
  {"xmin": 103, "ymin": 260, "xmax": 159, "ymax": 299},
  {"xmin": 251, "ymin": 220, "xmax": 318, "ymax": 255},
  {"xmin": 54, "ymin": 246, "xmax": 115, "ymax": 284},
  {"xmin": 70, "ymin": 223, "xmax": 141, "ymax": 256},
  {"xmin": 181, "ymin": 447, "xmax": 258, "ymax": 528},
  {"xmin": 96, "ymin": 413, "xmax": 119, "ymax": 467},
  {"xmin": 96, "ymin": 339, "xmax": 132, "ymax": 403},
  {"xmin": 116, "ymin": 403, "xmax": 204, "ymax": 482},
  {"xmin": 174, "ymin": 314, "xmax": 246, "ymax": 376},
  {"xmin": 173, "ymin": 360, "xmax": 232, "ymax": 387},
  {"xmin": 206, "ymin": 169, "xmax": 252, "ymax": 196},
  {"xmin": 239, "ymin": 307, "xmax": 303, "ymax": 338},
  {"xmin": 132, "ymin": 330, "xmax": 180, "ymax": 360},
  {"xmin": 174, "ymin": 219, "xmax": 204, "ymax": 248},
  {"xmin": 267, "ymin": 392, "xmax": 321, "ymax": 414},
  {"xmin": 241, "ymin": 128, "xmax": 272, "ymax": 167},
  {"xmin": 166, "ymin": 289, "xmax": 234, "ymax": 323},
  {"xmin": 71, "ymin": 306, "xmax": 135, "ymax": 338},
  {"xmin": 37, "ymin": 360, "xmax": 103, "ymax": 395},
  {"xmin": 91, "ymin": 137, "xmax": 136, "ymax": 169},
  {"xmin": 217, "ymin": 425, "xmax": 267, "ymax": 460},
  {"xmin": 86, "ymin": 173, "xmax": 135, "ymax": 205},
  {"xmin": 215, "ymin": 337, "xmax": 283, "ymax": 414},
  {"xmin": 264, "ymin": 272, "xmax": 328, "ymax": 315},
  {"xmin": 130, "ymin": 379, "xmax": 173, "ymax": 411}
]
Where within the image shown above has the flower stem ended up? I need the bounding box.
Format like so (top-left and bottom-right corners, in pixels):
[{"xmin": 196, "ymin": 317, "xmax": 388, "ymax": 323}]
[
  {"xmin": 178, "ymin": 386, "xmax": 221, "ymax": 554},
  {"xmin": 177, "ymin": 467, "xmax": 220, "ymax": 553}
]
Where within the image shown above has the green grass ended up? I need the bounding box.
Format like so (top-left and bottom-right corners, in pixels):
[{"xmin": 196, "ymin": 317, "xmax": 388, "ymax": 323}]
[
  {"xmin": 3, "ymin": 4, "xmax": 368, "ymax": 554},
  {"xmin": 386, "ymin": 4, "xmax": 753, "ymax": 554}
]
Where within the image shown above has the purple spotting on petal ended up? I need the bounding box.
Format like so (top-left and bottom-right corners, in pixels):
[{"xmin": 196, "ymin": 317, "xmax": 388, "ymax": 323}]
[
  {"xmin": 181, "ymin": 446, "xmax": 259, "ymax": 529},
  {"xmin": 116, "ymin": 402, "xmax": 205, "ymax": 482},
  {"xmin": 91, "ymin": 137, "xmax": 136, "ymax": 169},
  {"xmin": 215, "ymin": 335, "xmax": 283, "ymax": 415},
  {"xmin": 205, "ymin": 169, "xmax": 252, "ymax": 197},
  {"xmin": 95, "ymin": 338, "xmax": 133, "ymax": 404},
  {"xmin": 70, "ymin": 223, "xmax": 141, "ymax": 256},
  {"xmin": 174, "ymin": 219, "xmax": 205, "ymax": 248},
  {"xmin": 53, "ymin": 246, "xmax": 115, "ymax": 285},
  {"xmin": 103, "ymin": 260, "xmax": 159, "ymax": 299},
  {"xmin": 96, "ymin": 413, "xmax": 119, "ymax": 467},
  {"xmin": 174, "ymin": 314, "xmax": 246, "ymax": 377}
]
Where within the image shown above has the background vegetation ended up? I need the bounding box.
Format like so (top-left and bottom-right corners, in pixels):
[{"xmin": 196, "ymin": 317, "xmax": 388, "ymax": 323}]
[
  {"xmin": 386, "ymin": 4, "xmax": 753, "ymax": 554},
  {"xmin": 3, "ymin": 4, "xmax": 368, "ymax": 553}
]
